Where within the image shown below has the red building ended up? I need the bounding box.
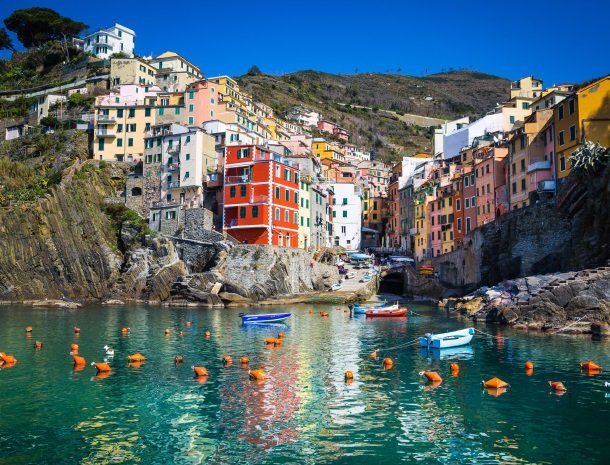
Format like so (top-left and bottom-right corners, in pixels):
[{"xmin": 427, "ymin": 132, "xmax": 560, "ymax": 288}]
[{"xmin": 223, "ymin": 145, "xmax": 300, "ymax": 247}]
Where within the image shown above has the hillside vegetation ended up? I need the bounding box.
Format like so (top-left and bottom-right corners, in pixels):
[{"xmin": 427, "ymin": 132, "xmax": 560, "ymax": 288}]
[{"xmin": 238, "ymin": 70, "xmax": 510, "ymax": 160}]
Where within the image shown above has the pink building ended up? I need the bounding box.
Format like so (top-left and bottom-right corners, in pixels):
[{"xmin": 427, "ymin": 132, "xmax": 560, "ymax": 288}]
[
  {"xmin": 474, "ymin": 146, "xmax": 508, "ymax": 225},
  {"xmin": 332, "ymin": 126, "xmax": 349, "ymax": 142},
  {"xmin": 185, "ymin": 80, "xmax": 216, "ymax": 126},
  {"xmin": 462, "ymin": 165, "xmax": 477, "ymax": 235},
  {"xmin": 279, "ymin": 134, "xmax": 313, "ymax": 157},
  {"xmin": 317, "ymin": 119, "xmax": 336, "ymax": 133},
  {"xmin": 526, "ymin": 110, "xmax": 555, "ymax": 198}
]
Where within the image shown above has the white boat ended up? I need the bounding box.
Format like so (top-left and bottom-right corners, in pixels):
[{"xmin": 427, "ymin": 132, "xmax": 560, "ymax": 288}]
[
  {"xmin": 351, "ymin": 302, "xmax": 398, "ymax": 314},
  {"xmin": 331, "ymin": 282, "xmax": 343, "ymax": 291},
  {"xmin": 419, "ymin": 328, "xmax": 475, "ymax": 349}
]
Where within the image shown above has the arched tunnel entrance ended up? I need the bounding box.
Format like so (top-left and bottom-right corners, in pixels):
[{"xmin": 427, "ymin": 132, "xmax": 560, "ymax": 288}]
[{"xmin": 378, "ymin": 271, "xmax": 404, "ymax": 295}]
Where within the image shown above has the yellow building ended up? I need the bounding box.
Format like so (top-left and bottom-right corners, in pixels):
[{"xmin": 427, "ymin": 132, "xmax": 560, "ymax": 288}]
[
  {"xmin": 439, "ymin": 186, "xmax": 454, "ymax": 254},
  {"xmin": 510, "ymin": 76, "xmax": 544, "ymax": 99},
  {"xmin": 554, "ymin": 76, "xmax": 610, "ymax": 180},
  {"xmin": 312, "ymin": 138, "xmax": 345, "ymax": 161},
  {"xmin": 149, "ymin": 51, "xmax": 203, "ymax": 92},
  {"xmin": 110, "ymin": 58, "xmax": 156, "ymax": 87},
  {"xmin": 413, "ymin": 187, "xmax": 429, "ymax": 262}
]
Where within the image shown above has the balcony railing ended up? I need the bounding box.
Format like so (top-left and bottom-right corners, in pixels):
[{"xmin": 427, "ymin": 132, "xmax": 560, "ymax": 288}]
[
  {"xmin": 167, "ymin": 163, "xmax": 180, "ymax": 172},
  {"xmin": 527, "ymin": 160, "xmax": 552, "ymax": 173},
  {"xmin": 168, "ymin": 181, "xmax": 180, "ymax": 188},
  {"xmin": 97, "ymin": 115, "xmax": 116, "ymax": 124},
  {"xmin": 96, "ymin": 129, "xmax": 115, "ymax": 137},
  {"xmin": 226, "ymin": 218, "xmax": 266, "ymax": 228},
  {"xmin": 250, "ymin": 195, "xmax": 269, "ymax": 203},
  {"xmin": 225, "ymin": 175, "xmax": 251, "ymax": 184},
  {"xmin": 167, "ymin": 145, "xmax": 180, "ymax": 155}
]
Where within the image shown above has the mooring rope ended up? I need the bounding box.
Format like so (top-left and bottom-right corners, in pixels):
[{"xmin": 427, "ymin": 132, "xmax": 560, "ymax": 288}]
[
  {"xmin": 547, "ymin": 314, "xmax": 590, "ymax": 334},
  {"xmin": 474, "ymin": 328, "xmax": 508, "ymax": 340},
  {"xmin": 376, "ymin": 337, "xmax": 421, "ymax": 352}
]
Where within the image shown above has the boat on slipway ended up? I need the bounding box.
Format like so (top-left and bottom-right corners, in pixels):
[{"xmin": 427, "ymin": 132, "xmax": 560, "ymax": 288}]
[
  {"xmin": 240, "ymin": 313, "xmax": 291, "ymax": 324},
  {"xmin": 419, "ymin": 328, "xmax": 475, "ymax": 349}
]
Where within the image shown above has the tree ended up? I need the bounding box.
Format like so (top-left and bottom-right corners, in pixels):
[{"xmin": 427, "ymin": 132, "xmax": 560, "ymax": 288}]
[
  {"xmin": 4, "ymin": 8, "xmax": 88, "ymax": 49},
  {"xmin": 0, "ymin": 28, "xmax": 14, "ymax": 51},
  {"xmin": 246, "ymin": 65, "xmax": 262, "ymax": 76}
]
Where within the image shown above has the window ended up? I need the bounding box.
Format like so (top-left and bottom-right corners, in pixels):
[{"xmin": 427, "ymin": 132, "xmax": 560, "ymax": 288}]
[
  {"xmin": 237, "ymin": 148, "xmax": 250, "ymax": 159},
  {"xmin": 471, "ymin": 196, "xmax": 475, "ymax": 206},
  {"xmin": 185, "ymin": 154, "xmax": 190, "ymax": 161},
  {"xmin": 128, "ymin": 108, "xmax": 135, "ymax": 118},
  {"xmin": 342, "ymin": 197, "xmax": 348, "ymax": 205},
  {"xmin": 98, "ymin": 138, "xmax": 105, "ymax": 151},
  {"xmin": 333, "ymin": 211, "xmax": 336, "ymax": 218},
  {"xmin": 569, "ymin": 125, "xmax": 576, "ymax": 141},
  {"xmin": 159, "ymin": 108, "xmax": 164, "ymax": 116},
  {"xmin": 342, "ymin": 211, "xmax": 347, "ymax": 217},
  {"xmin": 512, "ymin": 182, "xmax": 517, "ymax": 194},
  {"xmin": 275, "ymin": 165, "xmax": 280, "ymax": 177},
  {"xmin": 294, "ymin": 192, "xmax": 299, "ymax": 204},
  {"xmin": 294, "ymin": 212, "xmax": 298, "ymax": 224},
  {"xmin": 456, "ymin": 199, "xmax": 461, "ymax": 211},
  {"xmin": 457, "ymin": 218, "xmax": 462, "ymax": 232},
  {"xmin": 117, "ymin": 109, "xmax": 123, "ymax": 118},
  {"xmin": 230, "ymin": 186, "xmax": 236, "ymax": 198},
  {"xmin": 188, "ymin": 117, "xmax": 194, "ymax": 125},
  {"xmin": 285, "ymin": 210, "xmax": 289, "ymax": 222},
  {"xmin": 569, "ymin": 99, "xmax": 575, "ymax": 115},
  {"xmin": 466, "ymin": 217, "xmax": 471, "ymax": 232},
  {"xmin": 165, "ymin": 210, "xmax": 176, "ymax": 220},
  {"xmin": 470, "ymin": 174, "xmax": 474, "ymax": 185},
  {"xmin": 560, "ymin": 154, "xmax": 566, "ymax": 171},
  {"xmin": 285, "ymin": 190, "xmax": 290, "ymax": 201},
  {"xmin": 128, "ymin": 138, "xmax": 133, "ymax": 147},
  {"xmin": 486, "ymin": 164, "xmax": 490, "ymax": 174},
  {"xmin": 300, "ymin": 217, "xmax": 304, "ymax": 226},
  {"xmin": 512, "ymin": 163, "xmax": 516, "ymax": 175},
  {"xmin": 275, "ymin": 187, "xmax": 280, "ymax": 199},
  {"xmin": 240, "ymin": 185, "xmax": 246, "ymax": 196},
  {"xmin": 145, "ymin": 108, "xmax": 151, "ymax": 117},
  {"xmin": 465, "ymin": 198, "xmax": 470, "ymax": 209},
  {"xmin": 275, "ymin": 208, "xmax": 280, "ymax": 221},
  {"xmin": 239, "ymin": 207, "xmax": 246, "ymax": 219},
  {"xmin": 522, "ymin": 102, "xmax": 529, "ymax": 110},
  {"xmin": 509, "ymin": 115, "xmax": 515, "ymax": 124},
  {"xmin": 521, "ymin": 179, "xmax": 526, "ymax": 192},
  {"xmin": 520, "ymin": 159, "xmax": 526, "ymax": 172},
  {"xmin": 559, "ymin": 131, "xmax": 565, "ymax": 146},
  {"xmin": 464, "ymin": 176, "xmax": 469, "ymax": 187},
  {"xmin": 558, "ymin": 105, "xmax": 564, "ymax": 120},
  {"xmin": 188, "ymin": 91, "xmax": 194, "ymax": 99},
  {"xmin": 188, "ymin": 104, "xmax": 194, "ymax": 112}
]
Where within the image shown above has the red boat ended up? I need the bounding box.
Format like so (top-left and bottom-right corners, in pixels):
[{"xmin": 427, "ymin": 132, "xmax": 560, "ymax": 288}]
[{"xmin": 365, "ymin": 307, "xmax": 408, "ymax": 317}]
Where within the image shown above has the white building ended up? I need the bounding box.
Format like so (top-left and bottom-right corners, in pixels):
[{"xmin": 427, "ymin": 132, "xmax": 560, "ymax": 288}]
[
  {"xmin": 441, "ymin": 113, "xmax": 504, "ymax": 159},
  {"xmin": 433, "ymin": 116, "xmax": 470, "ymax": 157},
  {"xmin": 31, "ymin": 93, "xmax": 67, "ymax": 123},
  {"xmin": 148, "ymin": 51, "xmax": 203, "ymax": 92},
  {"xmin": 330, "ymin": 183, "xmax": 362, "ymax": 250},
  {"xmin": 285, "ymin": 106, "xmax": 320, "ymax": 128},
  {"xmin": 83, "ymin": 24, "xmax": 135, "ymax": 59}
]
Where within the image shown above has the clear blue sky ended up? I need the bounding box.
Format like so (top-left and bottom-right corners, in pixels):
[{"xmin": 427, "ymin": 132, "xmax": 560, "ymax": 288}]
[{"xmin": 2, "ymin": 0, "xmax": 609, "ymax": 85}]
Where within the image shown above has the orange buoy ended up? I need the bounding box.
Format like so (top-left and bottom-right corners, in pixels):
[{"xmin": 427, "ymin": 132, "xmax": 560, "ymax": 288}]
[
  {"xmin": 370, "ymin": 350, "xmax": 378, "ymax": 359},
  {"xmin": 121, "ymin": 327, "xmax": 129, "ymax": 335},
  {"xmin": 0, "ymin": 352, "xmax": 17, "ymax": 364},
  {"xmin": 450, "ymin": 363, "xmax": 460, "ymax": 376},
  {"xmin": 383, "ymin": 357, "xmax": 394, "ymax": 369},
  {"xmin": 70, "ymin": 343, "xmax": 79, "ymax": 352},
  {"xmin": 175, "ymin": 356, "xmax": 184, "ymax": 364},
  {"xmin": 127, "ymin": 353, "xmax": 146, "ymax": 362},
  {"xmin": 204, "ymin": 331, "xmax": 211, "ymax": 338},
  {"xmin": 240, "ymin": 356, "xmax": 249, "ymax": 365},
  {"xmin": 273, "ymin": 338, "xmax": 282, "ymax": 347},
  {"xmin": 72, "ymin": 354, "xmax": 86, "ymax": 367},
  {"xmin": 278, "ymin": 332, "xmax": 285, "ymax": 339},
  {"xmin": 34, "ymin": 341, "xmax": 43, "ymax": 349},
  {"xmin": 264, "ymin": 337, "xmax": 276, "ymax": 345},
  {"xmin": 223, "ymin": 355, "xmax": 232, "ymax": 364},
  {"xmin": 185, "ymin": 321, "xmax": 192, "ymax": 327},
  {"xmin": 74, "ymin": 326, "xmax": 80, "ymax": 334},
  {"xmin": 193, "ymin": 366, "xmax": 208, "ymax": 377},
  {"xmin": 485, "ymin": 386, "xmax": 508, "ymax": 397},
  {"xmin": 549, "ymin": 381, "xmax": 567, "ymax": 392},
  {"xmin": 581, "ymin": 360, "xmax": 601, "ymax": 371},
  {"xmin": 345, "ymin": 370, "xmax": 354, "ymax": 381},
  {"xmin": 248, "ymin": 369, "xmax": 269, "ymax": 380},
  {"xmin": 92, "ymin": 362, "xmax": 111, "ymax": 372},
  {"xmin": 421, "ymin": 371, "xmax": 443, "ymax": 382},
  {"xmin": 482, "ymin": 377, "xmax": 509, "ymax": 389},
  {"xmin": 525, "ymin": 367, "xmax": 534, "ymax": 377},
  {"xmin": 525, "ymin": 361, "xmax": 534, "ymax": 370},
  {"xmin": 164, "ymin": 328, "xmax": 171, "ymax": 336},
  {"xmin": 25, "ymin": 326, "xmax": 33, "ymax": 333}
]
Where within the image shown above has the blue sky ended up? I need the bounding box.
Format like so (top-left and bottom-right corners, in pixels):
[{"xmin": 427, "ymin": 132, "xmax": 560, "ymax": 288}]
[{"xmin": 1, "ymin": 0, "xmax": 609, "ymax": 85}]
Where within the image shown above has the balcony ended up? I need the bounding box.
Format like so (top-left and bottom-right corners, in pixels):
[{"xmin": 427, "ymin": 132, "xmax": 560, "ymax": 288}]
[
  {"xmin": 167, "ymin": 145, "xmax": 180, "ymax": 155},
  {"xmin": 250, "ymin": 195, "xmax": 269, "ymax": 203},
  {"xmin": 537, "ymin": 180, "xmax": 556, "ymax": 192},
  {"xmin": 167, "ymin": 162, "xmax": 180, "ymax": 172},
  {"xmin": 97, "ymin": 115, "xmax": 116, "ymax": 124},
  {"xmin": 527, "ymin": 160, "xmax": 552, "ymax": 173},
  {"xmin": 409, "ymin": 227, "xmax": 419, "ymax": 235},
  {"xmin": 96, "ymin": 129, "xmax": 116, "ymax": 137},
  {"xmin": 226, "ymin": 217, "xmax": 267, "ymax": 228},
  {"xmin": 168, "ymin": 181, "xmax": 180, "ymax": 189},
  {"xmin": 225, "ymin": 175, "xmax": 251, "ymax": 184}
]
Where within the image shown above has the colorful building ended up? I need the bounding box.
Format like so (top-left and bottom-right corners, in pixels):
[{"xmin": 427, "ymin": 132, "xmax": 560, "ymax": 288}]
[
  {"xmin": 223, "ymin": 145, "xmax": 300, "ymax": 247},
  {"xmin": 474, "ymin": 146, "xmax": 508, "ymax": 225}
]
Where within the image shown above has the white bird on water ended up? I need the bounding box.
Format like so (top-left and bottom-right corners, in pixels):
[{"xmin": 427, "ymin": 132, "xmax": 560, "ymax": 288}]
[
  {"xmin": 103, "ymin": 345, "xmax": 115, "ymax": 357},
  {"xmin": 605, "ymin": 381, "xmax": 610, "ymax": 388}
]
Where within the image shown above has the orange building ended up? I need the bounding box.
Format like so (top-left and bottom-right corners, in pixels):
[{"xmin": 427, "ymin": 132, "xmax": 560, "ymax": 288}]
[{"xmin": 223, "ymin": 145, "xmax": 300, "ymax": 247}]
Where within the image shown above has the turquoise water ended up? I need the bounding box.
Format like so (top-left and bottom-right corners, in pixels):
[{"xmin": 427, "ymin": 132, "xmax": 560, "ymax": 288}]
[{"xmin": 1, "ymin": 301, "xmax": 609, "ymax": 465}]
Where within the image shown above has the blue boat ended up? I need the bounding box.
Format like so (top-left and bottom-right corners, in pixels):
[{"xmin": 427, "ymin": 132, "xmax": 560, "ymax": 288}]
[{"xmin": 240, "ymin": 312, "xmax": 291, "ymax": 324}]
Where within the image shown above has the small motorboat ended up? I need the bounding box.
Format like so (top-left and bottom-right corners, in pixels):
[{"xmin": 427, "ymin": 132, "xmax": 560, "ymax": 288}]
[
  {"xmin": 359, "ymin": 275, "xmax": 372, "ymax": 283},
  {"xmin": 331, "ymin": 282, "xmax": 343, "ymax": 291},
  {"xmin": 365, "ymin": 307, "xmax": 407, "ymax": 317},
  {"xmin": 240, "ymin": 313, "xmax": 291, "ymax": 324},
  {"xmin": 351, "ymin": 302, "xmax": 398, "ymax": 314},
  {"xmin": 419, "ymin": 328, "xmax": 474, "ymax": 349},
  {"xmin": 346, "ymin": 272, "xmax": 356, "ymax": 279}
]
